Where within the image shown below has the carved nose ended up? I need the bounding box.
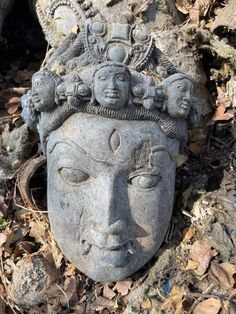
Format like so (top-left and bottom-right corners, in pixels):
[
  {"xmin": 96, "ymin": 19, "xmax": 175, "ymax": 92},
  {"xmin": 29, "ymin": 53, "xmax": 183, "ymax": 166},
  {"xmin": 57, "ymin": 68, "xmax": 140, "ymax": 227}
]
[
  {"xmin": 107, "ymin": 77, "xmax": 116, "ymax": 88},
  {"xmin": 183, "ymin": 90, "xmax": 191, "ymax": 100},
  {"xmin": 87, "ymin": 220, "xmax": 129, "ymax": 249},
  {"xmin": 106, "ymin": 219, "xmax": 127, "ymax": 235}
]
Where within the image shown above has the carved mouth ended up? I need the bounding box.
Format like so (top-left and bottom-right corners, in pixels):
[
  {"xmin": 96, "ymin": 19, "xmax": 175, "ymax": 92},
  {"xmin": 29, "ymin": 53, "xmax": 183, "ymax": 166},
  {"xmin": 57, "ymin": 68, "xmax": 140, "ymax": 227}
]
[
  {"xmin": 103, "ymin": 90, "xmax": 120, "ymax": 99},
  {"xmin": 81, "ymin": 240, "xmax": 137, "ymax": 266},
  {"xmin": 179, "ymin": 102, "xmax": 189, "ymax": 110}
]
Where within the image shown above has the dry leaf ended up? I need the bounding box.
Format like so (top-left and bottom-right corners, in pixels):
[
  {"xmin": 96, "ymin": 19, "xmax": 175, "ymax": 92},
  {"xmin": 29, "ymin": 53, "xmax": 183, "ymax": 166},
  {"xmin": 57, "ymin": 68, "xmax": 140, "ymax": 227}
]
[
  {"xmin": 64, "ymin": 263, "xmax": 77, "ymax": 277},
  {"xmin": 211, "ymin": 105, "xmax": 233, "ymax": 122},
  {"xmin": 7, "ymin": 96, "xmax": 20, "ymax": 105},
  {"xmin": 211, "ymin": 90, "xmax": 233, "ymax": 122},
  {"xmin": 4, "ymin": 227, "xmax": 29, "ymax": 253},
  {"xmin": 91, "ymin": 296, "xmax": 118, "ymax": 311},
  {"xmin": 41, "ymin": 239, "xmax": 63, "ymax": 269},
  {"xmin": 0, "ymin": 296, "xmax": 5, "ymax": 314},
  {"xmin": 226, "ymin": 79, "xmax": 236, "ymax": 106},
  {"xmin": 137, "ymin": 0, "xmax": 153, "ymax": 14},
  {"xmin": 16, "ymin": 70, "xmax": 33, "ymax": 83},
  {"xmin": 190, "ymin": 240, "xmax": 218, "ymax": 275},
  {"xmin": 141, "ymin": 298, "xmax": 152, "ymax": 310},
  {"xmin": 161, "ymin": 286, "xmax": 185, "ymax": 313},
  {"xmin": 229, "ymin": 291, "xmax": 236, "ymax": 309},
  {"xmin": 29, "ymin": 221, "xmax": 48, "ymax": 243},
  {"xmin": 0, "ymin": 196, "xmax": 6, "ymax": 211},
  {"xmin": 193, "ymin": 298, "xmax": 221, "ymax": 314},
  {"xmin": 175, "ymin": 0, "xmax": 193, "ymax": 14},
  {"xmin": 0, "ymin": 233, "xmax": 7, "ymax": 247},
  {"xmin": 189, "ymin": 0, "xmax": 212, "ymax": 24},
  {"xmin": 6, "ymin": 96, "xmax": 21, "ymax": 115},
  {"xmin": 113, "ymin": 279, "xmax": 132, "ymax": 296},
  {"xmin": 7, "ymin": 104, "xmax": 19, "ymax": 115},
  {"xmin": 103, "ymin": 283, "xmax": 116, "ymax": 300},
  {"xmin": 74, "ymin": 304, "xmax": 84, "ymax": 314},
  {"xmin": 183, "ymin": 226, "xmax": 197, "ymax": 242},
  {"xmin": 209, "ymin": 261, "xmax": 236, "ymax": 290},
  {"xmin": 185, "ymin": 259, "xmax": 199, "ymax": 271},
  {"xmin": 61, "ymin": 277, "xmax": 78, "ymax": 306},
  {"xmin": 211, "ymin": 0, "xmax": 236, "ymax": 31}
]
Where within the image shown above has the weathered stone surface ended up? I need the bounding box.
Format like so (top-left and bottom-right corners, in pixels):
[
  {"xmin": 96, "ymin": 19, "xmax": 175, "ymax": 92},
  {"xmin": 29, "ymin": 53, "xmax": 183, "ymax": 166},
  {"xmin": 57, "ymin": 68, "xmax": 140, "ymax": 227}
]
[
  {"xmin": 0, "ymin": 124, "xmax": 31, "ymax": 192},
  {"xmin": 47, "ymin": 113, "xmax": 179, "ymax": 281},
  {"xmin": 11, "ymin": 254, "xmax": 57, "ymax": 306},
  {"xmin": 21, "ymin": 22, "xmax": 199, "ymax": 281}
]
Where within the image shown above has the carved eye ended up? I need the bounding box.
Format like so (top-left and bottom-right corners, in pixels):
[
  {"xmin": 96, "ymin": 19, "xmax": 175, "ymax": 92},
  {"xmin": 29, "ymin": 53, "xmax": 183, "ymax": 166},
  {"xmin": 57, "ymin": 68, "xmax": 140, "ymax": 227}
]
[
  {"xmin": 129, "ymin": 174, "xmax": 161, "ymax": 189},
  {"xmin": 59, "ymin": 167, "xmax": 90, "ymax": 185},
  {"xmin": 34, "ymin": 78, "xmax": 48, "ymax": 87},
  {"xmin": 98, "ymin": 74, "xmax": 108, "ymax": 81},
  {"xmin": 177, "ymin": 85, "xmax": 187, "ymax": 92},
  {"xmin": 116, "ymin": 75, "xmax": 127, "ymax": 82}
]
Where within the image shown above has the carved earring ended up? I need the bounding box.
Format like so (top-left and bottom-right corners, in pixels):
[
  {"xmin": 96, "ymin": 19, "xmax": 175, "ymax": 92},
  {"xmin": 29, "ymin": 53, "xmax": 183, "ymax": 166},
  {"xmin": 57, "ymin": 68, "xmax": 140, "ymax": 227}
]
[
  {"xmin": 128, "ymin": 92, "xmax": 134, "ymax": 107},
  {"xmin": 89, "ymin": 85, "xmax": 99, "ymax": 106}
]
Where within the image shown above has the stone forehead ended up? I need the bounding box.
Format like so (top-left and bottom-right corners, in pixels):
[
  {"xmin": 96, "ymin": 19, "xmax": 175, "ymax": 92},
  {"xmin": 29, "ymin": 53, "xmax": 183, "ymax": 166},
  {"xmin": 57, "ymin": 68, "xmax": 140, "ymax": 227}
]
[
  {"xmin": 93, "ymin": 63, "xmax": 131, "ymax": 78},
  {"xmin": 164, "ymin": 73, "xmax": 193, "ymax": 86},
  {"xmin": 47, "ymin": 113, "xmax": 172, "ymax": 164}
]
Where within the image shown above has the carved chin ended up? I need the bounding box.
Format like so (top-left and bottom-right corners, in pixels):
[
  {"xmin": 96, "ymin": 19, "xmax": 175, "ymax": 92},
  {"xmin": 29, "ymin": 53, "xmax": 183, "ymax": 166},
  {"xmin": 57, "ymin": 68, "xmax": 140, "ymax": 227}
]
[{"xmin": 100, "ymin": 99, "xmax": 123, "ymax": 108}]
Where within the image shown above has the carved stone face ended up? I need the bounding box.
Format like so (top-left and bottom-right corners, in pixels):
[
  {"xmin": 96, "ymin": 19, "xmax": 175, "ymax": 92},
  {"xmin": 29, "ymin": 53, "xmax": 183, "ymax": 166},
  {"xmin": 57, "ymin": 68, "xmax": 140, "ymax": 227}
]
[
  {"xmin": 47, "ymin": 113, "xmax": 178, "ymax": 281},
  {"xmin": 166, "ymin": 78, "xmax": 193, "ymax": 119},
  {"xmin": 93, "ymin": 65, "xmax": 130, "ymax": 109},
  {"xmin": 32, "ymin": 73, "xmax": 55, "ymax": 111}
]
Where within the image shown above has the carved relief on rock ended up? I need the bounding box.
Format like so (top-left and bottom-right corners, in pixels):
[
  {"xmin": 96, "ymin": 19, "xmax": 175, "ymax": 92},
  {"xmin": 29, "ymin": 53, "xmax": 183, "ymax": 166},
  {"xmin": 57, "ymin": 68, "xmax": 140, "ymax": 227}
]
[{"xmin": 21, "ymin": 30, "xmax": 200, "ymax": 281}]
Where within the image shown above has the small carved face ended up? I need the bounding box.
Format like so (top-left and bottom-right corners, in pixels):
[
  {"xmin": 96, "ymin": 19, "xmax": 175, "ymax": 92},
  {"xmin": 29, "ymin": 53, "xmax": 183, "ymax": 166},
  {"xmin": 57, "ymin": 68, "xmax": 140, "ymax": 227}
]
[
  {"xmin": 32, "ymin": 73, "xmax": 55, "ymax": 111},
  {"xmin": 166, "ymin": 78, "xmax": 193, "ymax": 118},
  {"xmin": 47, "ymin": 113, "xmax": 178, "ymax": 281},
  {"xmin": 93, "ymin": 66, "xmax": 130, "ymax": 109}
]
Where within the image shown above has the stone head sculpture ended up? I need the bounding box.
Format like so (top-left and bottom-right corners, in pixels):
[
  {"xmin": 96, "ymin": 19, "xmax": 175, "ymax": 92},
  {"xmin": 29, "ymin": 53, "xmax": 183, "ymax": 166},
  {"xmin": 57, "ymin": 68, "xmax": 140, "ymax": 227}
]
[
  {"xmin": 21, "ymin": 59, "xmax": 198, "ymax": 281},
  {"xmin": 161, "ymin": 73, "xmax": 201, "ymax": 126},
  {"xmin": 90, "ymin": 63, "xmax": 131, "ymax": 109}
]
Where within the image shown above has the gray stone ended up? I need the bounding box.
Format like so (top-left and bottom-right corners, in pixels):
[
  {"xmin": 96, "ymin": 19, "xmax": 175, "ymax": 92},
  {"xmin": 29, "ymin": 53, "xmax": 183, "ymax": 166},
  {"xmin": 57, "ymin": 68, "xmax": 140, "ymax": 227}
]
[
  {"xmin": 11, "ymin": 254, "xmax": 57, "ymax": 306},
  {"xmin": 47, "ymin": 113, "xmax": 179, "ymax": 281},
  {"xmin": 21, "ymin": 28, "xmax": 199, "ymax": 281},
  {"xmin": 0, "ymin": 124, "xmax": 31, "ymax": 188}
]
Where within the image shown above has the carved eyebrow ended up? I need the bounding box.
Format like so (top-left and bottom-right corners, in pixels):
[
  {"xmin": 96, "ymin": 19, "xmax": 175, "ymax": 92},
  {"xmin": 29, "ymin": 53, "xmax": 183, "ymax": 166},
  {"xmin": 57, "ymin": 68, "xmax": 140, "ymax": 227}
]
[
  {"xmin": 47, "ymin": 140, "xmax": 113, "ymax": 166},
  {"xmin": 151, "ymin": 145, "xmax": 175, "ymax": 161},
  {"xmin": 96, "ymin": 70, "xmax": 128, "ymax": 76},
  {"xmin": 47, "ymin": 139, "xmax": 87, "ymax": 155}
]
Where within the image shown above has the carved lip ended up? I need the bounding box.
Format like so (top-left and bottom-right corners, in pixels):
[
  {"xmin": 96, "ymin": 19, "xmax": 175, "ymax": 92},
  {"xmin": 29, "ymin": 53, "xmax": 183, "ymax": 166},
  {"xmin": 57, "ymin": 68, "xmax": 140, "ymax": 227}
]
[
  {"xmin": 179, "ymin": 102, "xmax": 189, "ymax": 110},
  {"xmin": 103, "ymin": 89, "xmax": 120, "ymax": 99},
  {"xmin": 81, "ymin": 238, "xmax": 136, "ymax": 256}
]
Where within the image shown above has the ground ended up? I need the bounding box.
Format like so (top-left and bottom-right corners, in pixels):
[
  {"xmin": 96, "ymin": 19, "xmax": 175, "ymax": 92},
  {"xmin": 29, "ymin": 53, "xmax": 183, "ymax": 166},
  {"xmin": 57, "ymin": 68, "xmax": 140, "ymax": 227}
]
[{"xmin": 0, "ymin": 0, "xmax": 235, "ymax": 313}]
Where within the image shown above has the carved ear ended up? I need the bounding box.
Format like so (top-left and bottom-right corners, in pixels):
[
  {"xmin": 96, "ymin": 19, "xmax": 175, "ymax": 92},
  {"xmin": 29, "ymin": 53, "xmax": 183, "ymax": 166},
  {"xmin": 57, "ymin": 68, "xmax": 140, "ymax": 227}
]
[
  {"xmin": 21, "ymin": 92, "xmax": 38, "ymax": 131},
  {"xmin": 188, "ymin": 96, "xmax": 201, "ymax": 126},
  {"xmin": 89, "ymin": 85, "xmax": 99, "ymax": 106},
  {"xmin": 156, "ymin": 86, "xmax": 166, "ymax": 110},
  {"xmin": 128, "ymin": 90, "xmax": 134, "ymax": 107}
]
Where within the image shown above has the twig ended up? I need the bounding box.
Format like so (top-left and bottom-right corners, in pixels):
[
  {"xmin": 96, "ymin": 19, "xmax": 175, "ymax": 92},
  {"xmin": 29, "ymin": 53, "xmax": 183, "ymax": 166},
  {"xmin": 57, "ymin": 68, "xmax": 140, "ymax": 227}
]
[
  {"xmin": 0, "ymin": 115, "xmax": 21, "ymax": 122},
  {"xmin": 15, "ymin": 203, "xmax": 48, "ymax": 213},
  {"xmin": 187, "ymin": 292, "xmax": 229, "ymax": 300},
  {"xmin": 156, "ymin": 285, "xmax": 166, "ymax": 301},
  {"xmin": 0, "ymin": 256, "xmax": 18, "ymax": 314},
  {"xmin": 56, "ymin": 284, "xmax": 70, "ymax": 309},
  {"xmin": 187, "ymin": 283, "xmax": 216, "ymax": 313}
]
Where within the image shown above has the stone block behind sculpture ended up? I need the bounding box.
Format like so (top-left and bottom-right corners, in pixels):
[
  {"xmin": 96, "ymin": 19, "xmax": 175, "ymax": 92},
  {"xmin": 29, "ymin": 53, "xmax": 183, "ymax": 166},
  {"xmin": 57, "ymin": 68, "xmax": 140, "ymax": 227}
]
[{"xmin": 21, "ymin": 22, "xmax": 200, "ymax": 281}]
